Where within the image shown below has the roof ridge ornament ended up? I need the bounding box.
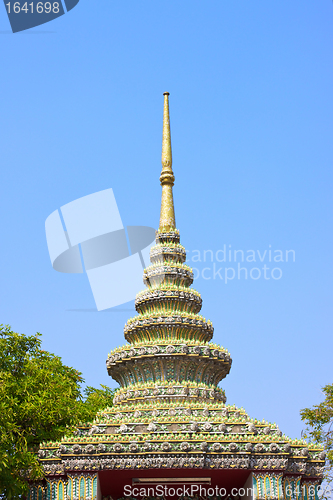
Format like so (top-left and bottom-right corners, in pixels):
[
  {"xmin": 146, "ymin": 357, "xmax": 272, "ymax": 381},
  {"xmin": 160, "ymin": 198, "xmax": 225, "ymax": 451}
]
[{"xmin": 159, "ymin": 92, "xmax": 176, "ymax": 231}]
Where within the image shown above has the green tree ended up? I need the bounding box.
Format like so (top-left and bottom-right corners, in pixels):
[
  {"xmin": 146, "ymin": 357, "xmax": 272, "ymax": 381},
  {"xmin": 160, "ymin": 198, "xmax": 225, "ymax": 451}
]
[
  {"xmin": 0, "ymin": 325, "xmax": 114, "ymax": 498},
  {"xmin": 301, "ymin": 384, "xmax": 333, "ymax": 499},
  {"xmin": 80, "ymin": 384, "xmax": 115, "ymax": 423}
]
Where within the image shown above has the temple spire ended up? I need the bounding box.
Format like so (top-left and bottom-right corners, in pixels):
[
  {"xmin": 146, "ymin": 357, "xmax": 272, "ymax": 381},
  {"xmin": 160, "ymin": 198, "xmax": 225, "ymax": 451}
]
[{"xmin": 159, "ymin": 92, "xmax": 176, "ymax": 231}]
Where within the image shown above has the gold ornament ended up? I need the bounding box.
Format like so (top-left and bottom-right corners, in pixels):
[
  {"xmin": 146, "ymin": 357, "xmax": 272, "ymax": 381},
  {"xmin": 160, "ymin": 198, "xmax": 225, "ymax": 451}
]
[{"xmin": 159, "ymin": 92, "xmax": 176, "ymax": 231}]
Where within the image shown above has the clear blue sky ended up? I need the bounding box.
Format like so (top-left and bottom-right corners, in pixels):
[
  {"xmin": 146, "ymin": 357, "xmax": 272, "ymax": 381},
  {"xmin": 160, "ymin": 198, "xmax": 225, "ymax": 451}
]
[{"xmin": 1, "ymin": 0, "xmax": 332, "ymax": 440}]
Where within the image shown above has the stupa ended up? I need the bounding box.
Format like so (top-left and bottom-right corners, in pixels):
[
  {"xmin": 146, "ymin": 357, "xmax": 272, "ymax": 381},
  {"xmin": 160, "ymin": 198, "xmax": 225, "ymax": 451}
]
[{"xmin": 30, "ymin": 94, "xmax": 325, "ymax": 500}]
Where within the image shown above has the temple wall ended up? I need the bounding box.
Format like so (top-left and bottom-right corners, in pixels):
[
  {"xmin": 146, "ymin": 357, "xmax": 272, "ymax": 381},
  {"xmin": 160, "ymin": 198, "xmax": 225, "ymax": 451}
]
[
  {"xmin": 27, "ymin": 472, "xmax": 321, "ymax": 500},
  {"xmin": 253, "ymin": 472, "xmax": 283, "ymax": 499},
  {"xmin": 282, "ymin": 476, "xmax": 320, "ymax": 500},
  {"xmin": 242, "ymin": 472, "xmax": 254, "ymax": 500},
  {"xmin": 28, "ymin": 474, "xmax": 98, "ymax": 500}
]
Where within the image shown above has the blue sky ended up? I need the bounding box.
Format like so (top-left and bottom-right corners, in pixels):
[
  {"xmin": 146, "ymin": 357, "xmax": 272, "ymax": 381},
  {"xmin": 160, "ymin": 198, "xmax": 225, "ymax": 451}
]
[{"xmin": 1, "ymin": 0, "xmax": 332, "ymax": 440}]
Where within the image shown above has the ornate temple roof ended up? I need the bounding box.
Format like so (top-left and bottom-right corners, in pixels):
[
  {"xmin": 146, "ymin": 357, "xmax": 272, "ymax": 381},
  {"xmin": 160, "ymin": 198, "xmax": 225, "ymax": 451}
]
[{"xmin": 36, "ymin": 94, "xmax": 325, "ymax": 494}]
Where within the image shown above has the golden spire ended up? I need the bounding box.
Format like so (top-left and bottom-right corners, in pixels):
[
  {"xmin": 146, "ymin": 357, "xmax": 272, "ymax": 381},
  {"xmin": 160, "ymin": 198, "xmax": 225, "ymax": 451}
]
[{"xmin": 159, "ymin": 92, "xmax": 176, "ymax": 231}]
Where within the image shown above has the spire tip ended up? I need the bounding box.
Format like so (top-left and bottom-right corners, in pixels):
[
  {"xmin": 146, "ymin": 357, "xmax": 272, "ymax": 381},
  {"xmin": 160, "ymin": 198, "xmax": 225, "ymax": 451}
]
[{"xmin": 159, "ymin": 92, "xmax": 176, "ymax": 231}]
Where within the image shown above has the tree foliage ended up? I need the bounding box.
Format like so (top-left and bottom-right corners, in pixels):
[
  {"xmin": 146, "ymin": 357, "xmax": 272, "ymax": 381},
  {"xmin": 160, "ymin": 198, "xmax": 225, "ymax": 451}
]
[
  {"xmin": 0, "ymin": 325, "xmax": 114, "ymax": 498},
  {"xmin": 79, "ymin": 384, "xmax": 115, "ymax": 423},
  {"xmin": 301, "ymin": 384, "xmax": 333, "ymax": 498}
]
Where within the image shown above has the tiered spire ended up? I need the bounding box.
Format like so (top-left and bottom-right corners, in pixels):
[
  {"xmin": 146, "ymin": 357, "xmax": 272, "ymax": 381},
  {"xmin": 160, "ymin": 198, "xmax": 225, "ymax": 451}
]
[
  {"xmin": 107, "ymin": 93, "xmax": 231, "ymax": 406},
  {"xmin": 35, "ymin": 95, "xmax": 325, "ymax": 492}
]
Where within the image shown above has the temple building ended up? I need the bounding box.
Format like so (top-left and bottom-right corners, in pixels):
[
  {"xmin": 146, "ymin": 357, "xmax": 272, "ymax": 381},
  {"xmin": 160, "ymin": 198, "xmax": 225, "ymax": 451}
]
[{"xmin": 30, "ymin": 93, "xmax": 325, "ymax": 500}]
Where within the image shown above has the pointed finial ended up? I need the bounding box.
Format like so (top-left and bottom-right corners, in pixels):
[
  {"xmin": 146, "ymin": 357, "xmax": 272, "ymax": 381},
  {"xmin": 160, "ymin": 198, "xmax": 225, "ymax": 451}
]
[
  {"xmin": 159, "ymin": 92, "xmax": 176, "ymax": 230},
  {"xmin": 161, "ymin": 92, "xmax": 173, "ymax": 178}
]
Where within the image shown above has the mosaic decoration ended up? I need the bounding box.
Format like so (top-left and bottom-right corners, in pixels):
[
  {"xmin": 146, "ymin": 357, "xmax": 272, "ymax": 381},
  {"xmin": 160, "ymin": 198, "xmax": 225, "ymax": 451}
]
[{"xmin": 30, "ymin": 94, "xmax": 324, "ymax": 499}]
